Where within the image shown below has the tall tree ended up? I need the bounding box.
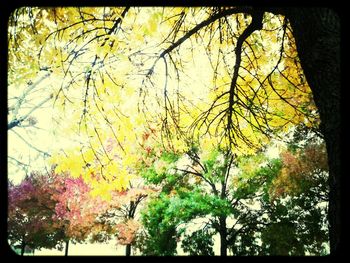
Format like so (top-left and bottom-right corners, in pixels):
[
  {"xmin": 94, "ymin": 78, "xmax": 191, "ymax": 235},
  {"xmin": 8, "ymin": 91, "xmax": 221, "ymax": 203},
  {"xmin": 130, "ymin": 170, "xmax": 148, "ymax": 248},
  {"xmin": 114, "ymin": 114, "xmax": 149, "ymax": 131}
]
[
  {"xmin": 137, "ymin": 142, "xmax": 270, "ymax": 255},
  {"xmin": 49, "ymin": 171, "xmax": 106, "ymax": 256},
  {"xmin": 281, "ymin": 9, "xmax": 341, "ymax": 254},
  {"xmin": 259, "ymin": 141, "xmax": 329, "ymax": 255},
  {"xmin": 137, "ymin": 125, "xmax": 329, "ymax": 255}
]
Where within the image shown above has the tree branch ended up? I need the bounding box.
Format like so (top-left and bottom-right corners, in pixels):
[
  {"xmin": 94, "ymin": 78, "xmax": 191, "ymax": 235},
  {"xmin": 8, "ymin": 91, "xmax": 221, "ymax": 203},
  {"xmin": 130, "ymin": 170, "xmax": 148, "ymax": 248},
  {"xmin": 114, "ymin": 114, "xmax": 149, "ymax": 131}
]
[
  {"xmin": 10, "ymin": 129, "xmax": 51, "ymax": 157},
  {"xmin": 145, "ymin": 7, "xmax": 254, "ymax": 77},
  {"xmin": 108, "ymin": 7, "xmax": 130, "ymax": 34},
  {"xmin": 9, "ymin": 71, "xmax": 51, "ymax": 126},
  {"xmin": 8, "ymin": 94, "xmax": 53, "ymax": 130},
  {"xmin": 8, "ymin": 156, "xmax": 30, "ymax": 168},
  {"xmin": 227, "ymin": 10, "xmax": 264, "ymax": 144},
  {"xmin": 159, "ymin": 7, "xmax": 253, "ymax": 59}
]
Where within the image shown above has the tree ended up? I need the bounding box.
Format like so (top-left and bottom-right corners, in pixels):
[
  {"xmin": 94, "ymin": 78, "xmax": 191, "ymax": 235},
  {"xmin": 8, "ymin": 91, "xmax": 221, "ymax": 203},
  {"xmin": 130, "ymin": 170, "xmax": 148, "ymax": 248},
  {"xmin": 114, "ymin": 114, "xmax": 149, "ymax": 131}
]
[
  {"xmin": 259, "ymin": 138, "xmax": 329, "ymax": 255},
  {"xmin": 7, "ymin": 7, "xmax": 340, "ymax": 254},
  {"xmin": 281, "ymin": 10, "xmax": 341, "ymax": 253},
  {"xmin": 17, "ymin": 7, "xmax": 317, "ymax": 188},
  {"xmin": 137, "ymin": 142, "xmax": 272, "ymax": 256},
  {"xmin": 92, "ymin": 182, "xmax": 157, "ymax": 256},
  {"xmin": 136, "ymin": 125, "xmax": 329, "ymax": 255},
  {"xmin": 49, "ymin": 171, "xmax": 108, "ymax": 256},
  {"xmin": 47, "ymin": 165, "xmax": 156, "ymax": 256},
  {"xmin": 134, "ymin": 193, "xmax": 179, "ymax": 256},
  {"xmin": 8, "ymin": 172, "xmax": 65, "ymax": 255}
]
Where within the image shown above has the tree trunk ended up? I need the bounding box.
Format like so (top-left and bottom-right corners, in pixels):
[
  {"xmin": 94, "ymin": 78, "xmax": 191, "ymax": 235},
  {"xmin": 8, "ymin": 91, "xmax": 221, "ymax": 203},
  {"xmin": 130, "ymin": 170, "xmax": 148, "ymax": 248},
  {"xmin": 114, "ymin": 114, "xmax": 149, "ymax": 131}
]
[
  {"xmin": 65, "ymin": 240, "xmax": 69, "ymax": 256},
  {"xmin": 126, "ymin": 244, "xmax": 131, "ymax": 256},
  {"xmin": 219, "ymin": 216, "xmax": 227, "ymax": 256},
  {"xmin": 284, "ymin": 8, "xmax": 341, "ymax": 255},
  {"xmin": 20, "ymin": 239, "xmax": 26, "ymax": 256}
]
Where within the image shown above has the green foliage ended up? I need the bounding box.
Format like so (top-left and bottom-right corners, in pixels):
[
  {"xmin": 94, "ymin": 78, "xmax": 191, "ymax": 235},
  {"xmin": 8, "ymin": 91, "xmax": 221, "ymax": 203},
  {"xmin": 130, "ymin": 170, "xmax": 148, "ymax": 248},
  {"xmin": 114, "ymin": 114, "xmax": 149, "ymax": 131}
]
[
  {"xmin": 181, "ymin": 229, "xmax": 214, "ymax": 256},
  {"xmin": 261, "ymin": 220, "xmax": 305, "ymax": 255},
  {"xmin": 258, "ymin": 144, "xmax": 329, "ymax": 255},
  {"xmin": 137, "ymin": 194, "xmax": 178, "ymax": 255},
  {"xmin": 257, "ymin": 159, "xmax": 283, "ymax": 203},
  {"xmin": 138, "ymin": 183, "xmax": 235, "ymax": 256},
  {"xmin": 233, "ymin": 155, "xmax": 282, "ymax": 201},
  {"xmin": 173, "ymin": 189, "xmax": 233, "ymax": 219},
  {"xmin": 202, "ymin": 149, "xmax": 227, "ymax": 183},
  {"xmin": 138, "ymin": 140, "xmax": 329, "ymax": 255},
  {"xmin": 140, "ymin": 150, "xmax": 180, "ymax": 186},
  {"xmin": 141, "ymin": 166, "xmax": 165, "ymax": 184},
  {"xmin": 161, "ymin": 151, "xmax": 180, "ymax": 163}
]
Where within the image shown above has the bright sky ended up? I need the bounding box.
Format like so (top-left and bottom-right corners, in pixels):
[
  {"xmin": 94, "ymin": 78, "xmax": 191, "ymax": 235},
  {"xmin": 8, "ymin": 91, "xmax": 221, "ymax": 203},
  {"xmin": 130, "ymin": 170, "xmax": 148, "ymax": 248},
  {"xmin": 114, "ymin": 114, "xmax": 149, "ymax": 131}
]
[
  {"xmin": 30, "ymin": 230, "xmax": 224, "ymax": 256},
  {"xmin": 34, "ymin": 240, "xmax": 124, "ymax": 256},
  {"xmin": 7, "ymin": 72, "xmax": 86, "ymax": 184}
]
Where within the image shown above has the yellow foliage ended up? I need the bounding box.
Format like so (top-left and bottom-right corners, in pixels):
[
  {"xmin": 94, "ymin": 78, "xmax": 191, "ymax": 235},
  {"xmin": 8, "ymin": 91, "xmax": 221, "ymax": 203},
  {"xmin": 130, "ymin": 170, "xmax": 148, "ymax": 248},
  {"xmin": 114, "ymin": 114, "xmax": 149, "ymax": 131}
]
[
  {"xmin": 90, "ymin": 180, "xmax": 113, "ymax": 201},
  {"xmin": 9, "ymin": 7, "xmax": 319, "ymax": 196},
  {"xmin": 82, "ymin": 149, "xmax": 95, "ymax": 164}
]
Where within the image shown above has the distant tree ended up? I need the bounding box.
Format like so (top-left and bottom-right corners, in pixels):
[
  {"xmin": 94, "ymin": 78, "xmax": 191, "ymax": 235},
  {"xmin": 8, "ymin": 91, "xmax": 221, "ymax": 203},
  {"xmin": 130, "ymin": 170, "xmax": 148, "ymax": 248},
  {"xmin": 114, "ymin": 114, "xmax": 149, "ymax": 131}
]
[
  {"xmin": 260, "ymin": 133, "xmax": 329, "ymax": 255},
  {"xmin": 135, "ymin": 126, "xmax": 329, "ymax": 255},
  {"xmin": 92, "ymin": 183, "xmax": 157, "ymax": 256},
  {"xmin": 8, "ymin": 172, "xmax": 64, "ymax": 255},
  {"xmin": 136, "ymin": 143, "xmax": 272, "ymax": 255}
]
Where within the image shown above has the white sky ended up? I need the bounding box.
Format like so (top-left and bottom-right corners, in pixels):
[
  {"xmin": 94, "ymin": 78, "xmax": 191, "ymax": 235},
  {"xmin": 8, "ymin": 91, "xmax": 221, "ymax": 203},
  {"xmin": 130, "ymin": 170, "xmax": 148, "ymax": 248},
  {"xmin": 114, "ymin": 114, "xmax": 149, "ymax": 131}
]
[
  {"xmin": 7, "ymin": 72, "xmax": 84, "ymax": 184},
  {"xmin": 33, "ymin": 240, "xmax": 124, "ymax": 256},
  {"xmin": 31, "ymin": 230, "xmax": 223, "ymax": 256},
  {"xmin": 30, "ymin": 216, "xmax": 249, "ymax": 255}
]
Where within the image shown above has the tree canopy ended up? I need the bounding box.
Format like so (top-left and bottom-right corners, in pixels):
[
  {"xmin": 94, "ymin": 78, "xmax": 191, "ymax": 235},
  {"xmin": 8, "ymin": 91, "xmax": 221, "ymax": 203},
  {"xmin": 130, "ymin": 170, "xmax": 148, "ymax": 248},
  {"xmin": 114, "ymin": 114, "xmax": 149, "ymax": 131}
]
[{"xmin": 7, "ymin": 6, "xmax": 339, "ymax": 256}]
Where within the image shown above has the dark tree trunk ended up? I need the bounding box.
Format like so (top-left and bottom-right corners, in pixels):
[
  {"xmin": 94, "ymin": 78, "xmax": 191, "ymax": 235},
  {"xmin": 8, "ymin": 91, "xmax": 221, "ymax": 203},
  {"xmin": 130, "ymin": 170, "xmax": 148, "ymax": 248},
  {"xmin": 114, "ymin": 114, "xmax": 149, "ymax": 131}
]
[
  {"xmin": 65, "ymin": 240, "xmax": 69, "ymax": 256},
  {"xmin": 125, "ymin": 200, "xmax": 136, "ymax": 256},
  {"xmin": 284, "ymin": 8, "xmax": 341, "ymax": 255},
  {"xmin": 219, "ymin": 216, "xmax": 227, "ymax": 256},
  {"xmin": 126, "ymin": 244, "xmax": 131, "ymax": 256},
  {"xmin": 20, "ymin": 239, "xmax": 26, "ymax": 256}
]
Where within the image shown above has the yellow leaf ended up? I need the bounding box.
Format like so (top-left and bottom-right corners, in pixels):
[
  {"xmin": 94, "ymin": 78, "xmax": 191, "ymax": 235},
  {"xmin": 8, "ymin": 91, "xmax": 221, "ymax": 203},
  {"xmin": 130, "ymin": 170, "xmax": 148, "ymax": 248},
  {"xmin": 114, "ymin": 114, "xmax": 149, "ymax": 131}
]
[{"xmin": 83, "ymin": 149, "xmax": 95, "ymax": 164}]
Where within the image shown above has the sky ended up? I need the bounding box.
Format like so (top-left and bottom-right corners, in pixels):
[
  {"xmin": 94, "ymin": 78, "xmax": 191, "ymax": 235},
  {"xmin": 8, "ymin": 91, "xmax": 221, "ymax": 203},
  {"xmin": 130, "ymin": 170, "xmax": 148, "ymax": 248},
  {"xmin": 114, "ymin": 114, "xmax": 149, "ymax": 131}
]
[
  {"xmin": 7, "ymin": 72, "xmax": 84, "ymax": 184},
  {"xmin": 33, "ymin": 240, "xmax": 124, "ymax": 256},
  {"xmin": 27, "ymin": 230, "xmax": 224, "ymax": 255}
]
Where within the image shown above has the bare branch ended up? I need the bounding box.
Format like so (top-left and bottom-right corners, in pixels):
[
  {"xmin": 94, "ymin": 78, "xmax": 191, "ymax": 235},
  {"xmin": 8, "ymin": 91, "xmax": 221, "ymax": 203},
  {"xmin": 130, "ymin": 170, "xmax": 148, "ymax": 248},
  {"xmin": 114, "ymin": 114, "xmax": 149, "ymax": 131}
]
[
  {"xmin": 10, "ymin": 129, "xmax": 51, "ymax": 157},
  {"xmin": 8, "ymin": 155, "xmax": 31, "ymax": 168},
  {"xmin": 145, "ymin": 7, "xmax": 254, "ymax": 78},
  {"xmin": 227, "ymin": 10, "xmax": 264, "ymax": 145},
  {"xmin": 9, "ymin": 71, "xmax": 51, "ymax": 120},
  {"xmin": 8, "ymin": 94, "xmax": 53, "ymax": 130},
  {"xmin": 160, "ymin": 7, "xmax": 253, "ymax": 60}
]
